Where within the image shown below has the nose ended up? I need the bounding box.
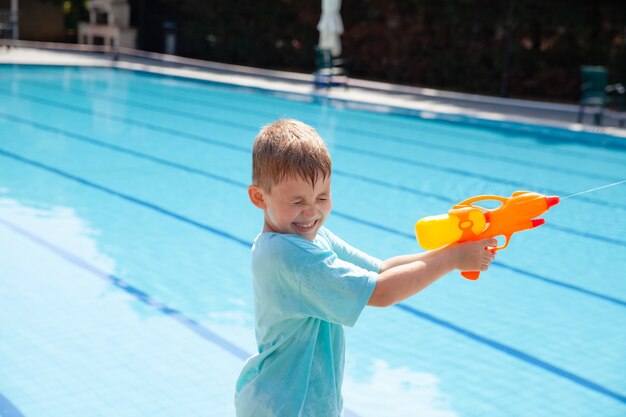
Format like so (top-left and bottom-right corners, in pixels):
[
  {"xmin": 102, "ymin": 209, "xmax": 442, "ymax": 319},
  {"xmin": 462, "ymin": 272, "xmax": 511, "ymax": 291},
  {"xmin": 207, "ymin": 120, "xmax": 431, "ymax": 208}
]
[{"xmin": 301, "ymin": 203, "xmax": 317, "ymax": 217}]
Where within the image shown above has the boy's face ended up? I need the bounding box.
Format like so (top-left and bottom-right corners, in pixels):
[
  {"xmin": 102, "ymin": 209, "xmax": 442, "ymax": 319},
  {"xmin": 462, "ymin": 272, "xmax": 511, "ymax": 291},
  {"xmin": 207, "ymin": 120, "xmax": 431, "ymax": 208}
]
[{"xmin": 249, "ymin": 174, "xmax": 332, "ymax": 241}]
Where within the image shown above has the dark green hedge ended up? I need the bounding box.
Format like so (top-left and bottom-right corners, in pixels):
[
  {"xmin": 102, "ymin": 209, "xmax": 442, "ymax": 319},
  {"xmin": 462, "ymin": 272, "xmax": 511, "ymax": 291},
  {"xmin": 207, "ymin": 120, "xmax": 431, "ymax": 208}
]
[{"xmin": 134, "ymin": 0, "xmax": 625, "ymax": 102}]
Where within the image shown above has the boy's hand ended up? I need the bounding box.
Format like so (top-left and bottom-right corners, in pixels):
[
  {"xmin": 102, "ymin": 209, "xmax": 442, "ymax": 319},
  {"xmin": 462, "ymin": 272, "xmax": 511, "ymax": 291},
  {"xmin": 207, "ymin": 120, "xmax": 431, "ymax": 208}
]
[{"xmin": 452, "ymin": 238, "xmax": 497, "ymax": 272}]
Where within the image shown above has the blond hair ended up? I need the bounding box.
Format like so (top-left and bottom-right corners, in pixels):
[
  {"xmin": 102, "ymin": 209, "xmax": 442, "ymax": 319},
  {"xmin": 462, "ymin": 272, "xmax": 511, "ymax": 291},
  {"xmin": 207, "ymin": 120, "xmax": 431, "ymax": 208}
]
[{"xmin": 252, "ymin": 119, "xmax": 332, "ymax": 191}]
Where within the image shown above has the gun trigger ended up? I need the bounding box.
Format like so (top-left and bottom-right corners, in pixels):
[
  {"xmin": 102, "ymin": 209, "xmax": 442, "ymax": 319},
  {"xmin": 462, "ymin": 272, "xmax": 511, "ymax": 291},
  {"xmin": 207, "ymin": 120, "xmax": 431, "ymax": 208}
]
[{"xmin": 500, "ymin": 235, "xmax": 511, "ymax": 250}]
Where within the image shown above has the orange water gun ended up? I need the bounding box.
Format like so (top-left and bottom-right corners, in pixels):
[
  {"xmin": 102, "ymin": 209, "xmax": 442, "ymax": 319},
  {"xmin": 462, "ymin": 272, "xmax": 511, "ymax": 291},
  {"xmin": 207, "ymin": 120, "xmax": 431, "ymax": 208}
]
[{"xmin": 415, "ymin": 191, "xmax": 560, "ymax": 280}]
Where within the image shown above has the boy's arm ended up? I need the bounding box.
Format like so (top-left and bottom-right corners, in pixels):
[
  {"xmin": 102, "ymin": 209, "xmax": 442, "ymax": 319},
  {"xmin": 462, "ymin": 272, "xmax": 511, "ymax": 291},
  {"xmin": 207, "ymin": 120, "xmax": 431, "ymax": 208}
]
[
  {"xmin": 368, "ymin": 238, "xmax": 496, "ymax": 307},
  {"xmin": 379, "ymin": 250, "xmax": 447, "ymax": 272}
]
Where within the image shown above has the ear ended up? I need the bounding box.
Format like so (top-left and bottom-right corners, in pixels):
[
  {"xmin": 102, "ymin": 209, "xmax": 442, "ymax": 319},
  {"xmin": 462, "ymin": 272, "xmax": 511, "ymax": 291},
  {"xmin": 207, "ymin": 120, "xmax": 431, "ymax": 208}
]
[{"xmin": 248, "ymin": 185, "xmax": 267, "ymax": 209}]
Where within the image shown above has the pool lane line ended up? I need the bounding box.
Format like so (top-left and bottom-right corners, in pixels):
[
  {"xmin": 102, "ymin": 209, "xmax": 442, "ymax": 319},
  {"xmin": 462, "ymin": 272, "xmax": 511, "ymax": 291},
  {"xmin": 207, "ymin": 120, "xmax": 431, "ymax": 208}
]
[
  {"xmin": 0, "ymin": 149, "xmax": 252, "ymax": 250},
  {"xmin": 0, "ymin": 393, "xmax": 25, "ymax": 417},
  {"xmin": 2, "ymin": 215, "xmax": 625, "ymax": 408},
  {"xmin": 0, "ymin": 113, "xmax": 249, "ymax": 189},
  {"xmin": 17, "ymin": 81, "xmax": 617, "ymax": 186},
  {"xmin": 332, "ymin": 143, "xmax": 626, "ymax": 212},
  {"xmin": 110, "ymin": 68, "xmax": 626, "ymax": 155},
  {"xmin": 0, "ymin": 216, "xmax": 252, "ymax": 361},
  {"xmin": 493, "ymin": 263, "xmax": 626, "ymax": 307},
  {"xmin": 332, "ymin": 211, "xmax": 626, "ymax": 308},
  {"xmin": 332, "ymin": 194, "xmax": 626, "ymax": 251},
  {"xmin": 331, "ymin": 212, "xmax": 626, "ymax": 307},
  {"xmin": 1, "ymin": 134, "xmax": 625, "ymax": 310},
  {"xmin": 2, "ymin": 88, "xmax": 625, "ymax": 212},
  {"xmin": 0, "ymin": 217, "xmax": 367, "ymax": 417},
  {"xmin": 394, "ymin": 304, "xmax": 626, "ymax": 405},
  {"xmin": 107, "ymin": 69, "xmax": 626, "ymax": 158},
  {"xmin": 24, "ymin": 74, "xmax": 626, "ymax": 169},
  {"xmin": 3, "ymin": 110, "xmax": 626, "ymax": 250},
  {"xmin": 0, "ymin": 90, "xmax": 251, "ymax": 154}
]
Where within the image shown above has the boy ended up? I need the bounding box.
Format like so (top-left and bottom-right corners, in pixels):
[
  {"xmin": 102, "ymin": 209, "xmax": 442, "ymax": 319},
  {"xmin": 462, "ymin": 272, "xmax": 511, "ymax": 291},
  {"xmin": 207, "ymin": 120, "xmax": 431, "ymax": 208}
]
[{"xmin": 235, "ymin": 119, "xmax": 496, "ymax": 416}]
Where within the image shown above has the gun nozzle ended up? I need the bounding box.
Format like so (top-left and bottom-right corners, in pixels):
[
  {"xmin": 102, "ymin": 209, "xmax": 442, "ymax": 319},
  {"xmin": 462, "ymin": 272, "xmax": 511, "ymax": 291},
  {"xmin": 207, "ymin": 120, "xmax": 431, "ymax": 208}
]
[
  {"xmin": 546, "ymin": 196, "xmax": 560, "ymax": 208},
  {"xmin": 531, "ymin": 218, "xmax": 545, "ymax": 228}
]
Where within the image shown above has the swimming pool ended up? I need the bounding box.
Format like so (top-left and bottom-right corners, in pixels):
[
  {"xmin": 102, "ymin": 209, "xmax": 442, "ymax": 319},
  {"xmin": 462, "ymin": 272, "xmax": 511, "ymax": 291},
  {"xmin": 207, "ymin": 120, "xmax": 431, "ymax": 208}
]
[{"xmin": 0, "ymin": 64, "xmax": 625, "ymax": 417}]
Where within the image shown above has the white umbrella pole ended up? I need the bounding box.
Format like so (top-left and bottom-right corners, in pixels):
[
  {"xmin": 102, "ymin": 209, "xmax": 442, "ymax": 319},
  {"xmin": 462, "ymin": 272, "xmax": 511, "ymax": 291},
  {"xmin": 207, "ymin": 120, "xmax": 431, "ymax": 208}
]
[{"xmin": 10, "ymin": 0, "xmax": 18, "ymax": 39}]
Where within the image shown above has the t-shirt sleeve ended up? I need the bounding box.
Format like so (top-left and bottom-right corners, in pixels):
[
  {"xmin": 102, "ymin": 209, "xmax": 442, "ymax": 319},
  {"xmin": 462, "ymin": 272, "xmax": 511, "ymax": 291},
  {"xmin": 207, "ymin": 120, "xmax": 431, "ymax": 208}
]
[
  {"xmin": 320, "ymin": 228, "xmax": 382, "ymax": 273},
  {"xmin": 298, "ymin": 248, "xmax": 378, "ymax": 327}
]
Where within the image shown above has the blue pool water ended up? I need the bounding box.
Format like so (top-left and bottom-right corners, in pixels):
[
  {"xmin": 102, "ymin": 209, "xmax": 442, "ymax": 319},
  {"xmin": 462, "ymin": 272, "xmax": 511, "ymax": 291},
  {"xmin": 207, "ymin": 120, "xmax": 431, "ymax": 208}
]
[{"xmin": 1, "ymin": 65, "xmax": 625, "ymax": 417}]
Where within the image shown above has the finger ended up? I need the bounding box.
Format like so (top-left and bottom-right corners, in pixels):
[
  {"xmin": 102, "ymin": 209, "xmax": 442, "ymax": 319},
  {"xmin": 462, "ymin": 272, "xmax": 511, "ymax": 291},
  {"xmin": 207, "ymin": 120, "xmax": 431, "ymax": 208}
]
[{"xmin": 483, "ymin": 238, "xmax": 498, "ymax": 248}]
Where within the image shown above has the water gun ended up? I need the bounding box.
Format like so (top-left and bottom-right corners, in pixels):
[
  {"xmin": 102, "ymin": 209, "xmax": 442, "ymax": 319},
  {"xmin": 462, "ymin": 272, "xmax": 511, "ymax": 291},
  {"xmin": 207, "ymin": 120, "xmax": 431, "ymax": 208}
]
[{"xmin": 415, "ymin": 191, "xmax": 560, "ymax": 280}]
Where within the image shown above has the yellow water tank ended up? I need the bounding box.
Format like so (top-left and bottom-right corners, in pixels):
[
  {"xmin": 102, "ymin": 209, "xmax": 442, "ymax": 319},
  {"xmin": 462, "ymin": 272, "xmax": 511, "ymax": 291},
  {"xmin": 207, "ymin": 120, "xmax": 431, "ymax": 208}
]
[{"xmin": 415, "ymin": 208, "xmax": 487, "ymax": 250}]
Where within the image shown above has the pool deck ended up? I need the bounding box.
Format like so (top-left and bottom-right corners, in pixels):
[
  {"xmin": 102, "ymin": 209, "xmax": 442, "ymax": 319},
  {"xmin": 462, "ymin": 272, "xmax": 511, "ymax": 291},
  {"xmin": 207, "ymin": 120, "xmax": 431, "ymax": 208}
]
[{"xmin": 2, "ymin": 44, "xmax": 625, "ymax": 138}]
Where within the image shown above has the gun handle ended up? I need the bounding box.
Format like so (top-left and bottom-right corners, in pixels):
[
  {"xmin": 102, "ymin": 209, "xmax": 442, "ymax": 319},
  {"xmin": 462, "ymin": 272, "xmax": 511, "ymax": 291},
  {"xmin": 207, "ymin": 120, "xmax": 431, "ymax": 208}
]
[
  {"xmin": 461, "ymin": 271, "xmax": 481, "ymax": 280},
  {"xmin": 459, "ymin": 246, "xmax": 498, "ymax": 280}
]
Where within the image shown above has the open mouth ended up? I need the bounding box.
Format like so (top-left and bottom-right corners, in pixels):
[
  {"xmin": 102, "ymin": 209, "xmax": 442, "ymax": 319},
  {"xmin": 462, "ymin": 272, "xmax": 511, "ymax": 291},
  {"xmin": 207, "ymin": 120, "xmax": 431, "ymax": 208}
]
[{"xmin": 293, "ymin": 219, "xmax": 318, "ymax": 233}]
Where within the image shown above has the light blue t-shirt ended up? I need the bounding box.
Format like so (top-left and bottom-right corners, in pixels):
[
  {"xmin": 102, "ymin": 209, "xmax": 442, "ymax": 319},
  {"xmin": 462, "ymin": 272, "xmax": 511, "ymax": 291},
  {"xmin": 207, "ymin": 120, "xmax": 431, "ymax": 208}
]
[{"xmin": 235, "ymin": 227, "xmax": 380, "ymax": 417}]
